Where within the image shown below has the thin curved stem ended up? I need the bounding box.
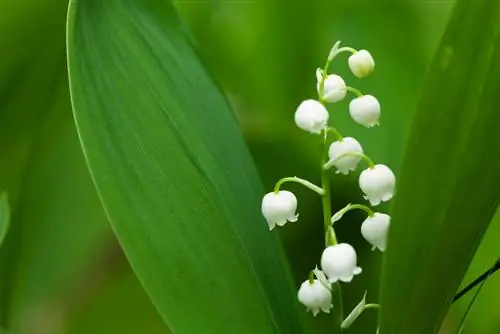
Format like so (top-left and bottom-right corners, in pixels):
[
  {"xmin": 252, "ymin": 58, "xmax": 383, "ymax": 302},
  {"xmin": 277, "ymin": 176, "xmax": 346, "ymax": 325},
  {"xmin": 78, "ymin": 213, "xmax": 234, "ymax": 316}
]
[
  {"xmin": 274, "ymin": 177, "xmax": 324, "ymax": 195},
  {"xmin": 364, "ymin": 304, "xmax": 381, "ymax": 311},
  {"xmin": 330, "ymin": 46, "xmax": 357, "ymax": 60},
  {"xmin": 346, "ymin": 204, "xmax": 375, "ymax": 217},
  {"xmin": 346, "ymin": 86, "xmax": 363, "ymax": 97},
  {"xmin": 327, "ymin": 127, "xmax": 343, "ymax": 140},
  {"xmin": 323, "ymin": 151, "xmax": 375, "ymax": 170},
  {"xmin": 320, "ymin": 129, "xmax": 337, "ymax": 245},
  {"xmin": 331, "ymin": 203, "xmax": 375, "ymax": 225}
]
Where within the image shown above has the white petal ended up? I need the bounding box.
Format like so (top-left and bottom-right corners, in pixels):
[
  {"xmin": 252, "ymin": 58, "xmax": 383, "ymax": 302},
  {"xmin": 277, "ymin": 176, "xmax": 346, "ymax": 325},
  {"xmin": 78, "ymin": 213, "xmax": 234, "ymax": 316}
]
[
  {"xmin": 348, "ymin": 50, "xmax": 375, "ymax": 78},
  {"xmin": 340, "ymin": 276, "xmax": 353, "ymax": 283},
  {"xmin": 297, "ymin": 279, "xmax": 332, "ymax": 316},
  {"xmin": 361, "ymin": 213, "xmax": 390, "ymax": 252},
  {"xmin": 328, "ymin": 137, "xmax": 363, "ymax": 175},
  {"xmin": 294, "ymin": 100, "xmax": 329, "ymax": 134},
  {"xmin": 261, "ymin": 191, "xmax": 299, "ymax": 229},
  {"xmin": 317, "ymin": 74, "xmax": 347, "ymax": 103},
  {"xmin": 321, "ymin": 243, "xmax": 361, "ymax": 283},
  {"xmin": 349, "ymin": 95, "xmax": 381, "ymax": 127},
  {"xmin": 359, "ymin": 165, "xmax": 396, "ymax": 206}
]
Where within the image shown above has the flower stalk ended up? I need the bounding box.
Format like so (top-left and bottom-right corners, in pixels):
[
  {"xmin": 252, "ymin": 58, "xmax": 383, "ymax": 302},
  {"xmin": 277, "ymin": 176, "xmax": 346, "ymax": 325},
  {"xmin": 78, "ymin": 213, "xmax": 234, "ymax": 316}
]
[{"xmin": 260, "ymin": 40, "xmax": 393, "ymax": 331}]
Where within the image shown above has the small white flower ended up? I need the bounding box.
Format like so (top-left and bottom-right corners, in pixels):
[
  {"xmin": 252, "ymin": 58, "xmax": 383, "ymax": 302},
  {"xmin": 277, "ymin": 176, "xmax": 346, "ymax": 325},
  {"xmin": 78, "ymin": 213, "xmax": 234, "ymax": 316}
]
[
  {"xmin": 261, "ymin": 190, "xmax": 298, "ymax": 230},
  {"xmin": 316, "ymin": 69, "xmax": 347, "ymax": 103},
  {"xmin": 321, "ymin": 243, "xmax": 362, "ymax": 283},
  {"xmin": 348, "ymin": 50, "xmax": 375, "ymax": 78},
  {"xmin": 297, "ymin": 279, "xmax": 333, "ymax": 316},
  {"xmin": 328, "ymin": 137, "xmax": 363, "ymax": 175},
  {"xmin": 359, "ymin": 164, "xmax": 396, "ymax": 206},
  {"xmin": 349, "ymin": 95, "xmax": 380, "ymax": 127},
  {"xmin": 294, "ymin": 99, "xmax": 329, "ymax": 134},
  {"xmin": 361, "ymin": 213, "xmax": 390, "ymax": 251}
]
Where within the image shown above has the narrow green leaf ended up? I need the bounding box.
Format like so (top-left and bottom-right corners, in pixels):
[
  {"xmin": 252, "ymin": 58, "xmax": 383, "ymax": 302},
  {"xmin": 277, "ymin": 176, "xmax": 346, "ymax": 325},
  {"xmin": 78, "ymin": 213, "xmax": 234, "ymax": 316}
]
[
  {"xmin": 66, "ymin": 1, "xmax": 302, "ymax": 333},
  {"xmin": 0, "ymin": 194, "xmax": 10, "ymax": 248},
  {"xmin": 341, "ymin": 291, "xmax": 366, "ymax": 329},
  {"xmin": 380, "ymin": 0, "xmax": 500, "ymax": 333}
]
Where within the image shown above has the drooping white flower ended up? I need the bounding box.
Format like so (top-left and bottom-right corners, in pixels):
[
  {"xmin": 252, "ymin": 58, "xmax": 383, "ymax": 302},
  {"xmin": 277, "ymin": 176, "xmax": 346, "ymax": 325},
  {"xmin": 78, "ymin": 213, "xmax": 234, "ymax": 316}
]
[
  {"xmin": 359, "ymin": 164, "xmax": 396, "ymax": 206},
  {"xmin": 297, "ymin": 279, "xmax": 333, "ymax": 316},
  {"xmin": 348, "ymin": 50, "xmax": 375, "ymax": 78},
  {"xmin": 316, "ymin": 69, "xmax": 347, "ymax": 103},
  {"xmin": 261, "ymin": 190, "xmax": 298, "ymax": 230},
  {"xmin": 294, "ymin": 99, "xmax": 329, "ymax": 134},
  {"xmin": 321, "ymin": 243, "xmax": 362, "ymax": 283},
  {"xmin": 328, "ymin": 137, "xmax": 363, "ymax": 175},
  {"xmin": 349, "ymin": 95, "xmax": 380, "ymax": 127},
  {"xmin": 361, "ymin": 213, "xmax": 390, "ymax": 251}
]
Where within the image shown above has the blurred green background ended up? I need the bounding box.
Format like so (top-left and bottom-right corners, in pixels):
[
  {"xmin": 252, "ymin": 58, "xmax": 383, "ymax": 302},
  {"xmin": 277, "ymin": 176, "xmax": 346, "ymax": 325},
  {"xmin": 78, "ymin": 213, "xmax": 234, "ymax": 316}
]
[{"xmin": 0, "ymin": 0, "xmax": 498, "ymax": 333}]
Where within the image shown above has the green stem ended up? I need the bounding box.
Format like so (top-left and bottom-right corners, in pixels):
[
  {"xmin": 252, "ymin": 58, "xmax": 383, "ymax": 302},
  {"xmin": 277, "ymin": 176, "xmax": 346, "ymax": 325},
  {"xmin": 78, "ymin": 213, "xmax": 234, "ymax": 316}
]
[
  {"xmin": 331, "ymin": 203, "xmax": 375, "ymax": 225},
  {"xmin": 330, "ymin": 46, "xmax": 357, "ymax": 60},
  {"xmin": 320, "ymin": 130, "xmax": 336, "ymax": 245},
  {"xmin": 274, "ymin": 177, "xmax": 324, "ymax": 195},
  {"xmin": 332, "ymin": 283, "xmax": 344, "ymax": 333},
  {"xmin": 320, "ymin": 126, "xmax": 342, "ymax": 332},
  {"xmin": 364, "ymin": 304, "xmax": 381, "ymax": 311},
  {"xmin": 327, "ymin": 127, "xmax": 343, "ymax": 140},
  {"xmin": 308, "ymin": 270, "xmax": 315, "ymax": 284},
  {"xmin": 346, "ymin": 86, "xmax": 364, "ymax": 97},
  {"xmin": 323, "ymin": 152, "xmax": 375, "ymax": 170},
  {"xmin": 345, "ymin": 204, "xmax": 375, "ymax": 218},
  {"xmin": 318, "ymin": 54, "xmax": 343, "ymax": 331}
]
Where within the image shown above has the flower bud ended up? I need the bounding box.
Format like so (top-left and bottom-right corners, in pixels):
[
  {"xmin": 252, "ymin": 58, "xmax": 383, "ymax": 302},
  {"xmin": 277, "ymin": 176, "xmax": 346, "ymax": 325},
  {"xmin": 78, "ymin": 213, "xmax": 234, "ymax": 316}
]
[
  {"xmin": 359, "ymin": 164, "xmax": 396, "ymax": 206},
  {"xmin": 297, "ymin": 279, "xmax": 333, "ymax": 316},
  {"xmin": 261, "ymin": 191, "xmax": 298, "ymax": 230},
  {"xmin": 321, "ymin": 243, "xmax": 362, "ymax": 283},
  {"xmin": 348, "ymin": 50, "xmax": 375, "ymax": 78},
  {"xmin": 328, "ymin": 137, "xmax": 363, "ymax": 175},
  {"xmin": 294, "ymin": 99, "xmax": 329, "ymax": 134},
  {"xmin": 361, "ymin": 213, "xmax": 390, "ymax": 251},
  {"xmin": 316, "ymin": 69, "xmax": 347, "ymax": 103},
  {"xmin": 349, "ymin": 95, "xmax": 380, "ymax": 127}
]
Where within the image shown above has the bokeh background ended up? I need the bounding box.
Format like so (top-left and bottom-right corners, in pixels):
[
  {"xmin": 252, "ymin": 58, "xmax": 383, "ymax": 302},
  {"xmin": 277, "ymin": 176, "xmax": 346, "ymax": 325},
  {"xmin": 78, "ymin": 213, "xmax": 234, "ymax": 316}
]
[{"xmin": 0, "ymin": 0, "xmax": 498, "ymax": 333}]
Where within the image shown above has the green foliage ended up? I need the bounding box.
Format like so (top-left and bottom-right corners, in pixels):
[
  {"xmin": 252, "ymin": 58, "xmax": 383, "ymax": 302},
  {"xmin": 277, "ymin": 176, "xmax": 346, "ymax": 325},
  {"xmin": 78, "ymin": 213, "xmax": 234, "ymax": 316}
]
[
  {"xmin": 2, "ymin": 0, "xmax": 500, "ymax": 333},
  {"xmin": 0, "ymin": 194, "xmax": 10, "ymax": 248},
  {"xmin": 66, "ymin": 0, "xmax": 303, "ymax": 333},
  {"xmin": 380, "ymin": 0, "xmax": 500, "ymax": 333},
  {"xmin": 0, "ymin": 1, "xmax": 109, "ymax": 331}
]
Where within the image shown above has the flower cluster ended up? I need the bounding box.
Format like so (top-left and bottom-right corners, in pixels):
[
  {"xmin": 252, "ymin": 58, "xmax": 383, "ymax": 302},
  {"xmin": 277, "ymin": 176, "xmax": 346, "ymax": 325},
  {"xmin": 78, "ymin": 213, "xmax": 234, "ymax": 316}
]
[{"xmin": 261, "ymin": 42, "xmax": 396, "ymax": 323}]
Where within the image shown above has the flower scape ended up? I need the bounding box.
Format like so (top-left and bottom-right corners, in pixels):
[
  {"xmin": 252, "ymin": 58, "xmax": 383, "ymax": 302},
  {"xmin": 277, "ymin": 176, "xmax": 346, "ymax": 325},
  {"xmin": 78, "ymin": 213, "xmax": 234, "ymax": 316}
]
[{"xmin": 261, "ymin": 41, "xmax": 395, "ymax": 329}]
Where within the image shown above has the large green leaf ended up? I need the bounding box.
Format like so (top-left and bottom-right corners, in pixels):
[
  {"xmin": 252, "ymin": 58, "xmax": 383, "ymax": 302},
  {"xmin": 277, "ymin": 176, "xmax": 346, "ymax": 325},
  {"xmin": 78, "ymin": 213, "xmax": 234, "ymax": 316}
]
[
  {"xmin": 66, "ymin": 0, "xmax": 302, "ymax": 333},
  {"xmin": 0, "ymin": 1, "xmax": 109, "ymax": 330},
  {"xmin": 380, "ymin": 0, "xmax": 500, "ymax": 333}
]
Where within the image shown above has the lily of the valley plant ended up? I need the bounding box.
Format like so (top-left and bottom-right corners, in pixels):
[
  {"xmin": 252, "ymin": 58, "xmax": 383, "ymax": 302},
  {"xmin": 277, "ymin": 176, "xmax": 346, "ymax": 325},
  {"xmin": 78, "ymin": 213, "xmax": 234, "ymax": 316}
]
[{"xmin": 261, "ymin": 41, "xmax": 395, "ymax": 331}]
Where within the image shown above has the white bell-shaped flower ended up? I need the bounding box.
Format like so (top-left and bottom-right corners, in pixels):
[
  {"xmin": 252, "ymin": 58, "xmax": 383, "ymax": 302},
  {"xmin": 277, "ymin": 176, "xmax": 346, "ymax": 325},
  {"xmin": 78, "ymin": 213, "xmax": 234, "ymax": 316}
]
[
  {"xmin": 359, "ymin": 164, "xmax": 396, "ymax": 206},
  {"xmin": 348, "ymin": 50, "xmax": 375, "ymax": 78},
  {"xmin": 361, "ymin": 213, "xmax": 390, "ymax": 251},
  {"xmin": 294, "ymin": 99, "xmax": 329, "ymax": 134},
  {"xmin": 261, "ymin": 190, "xmax": 298, "ymax": 230},
  {"xmin": 316, "ymin": 69, "xmax": 347, "ymax": 103},
  {"xmin": 321, "ymin": 243, "xmax": 362, "ymax": 283},
  {"xmin": 297, "ymin": 279, "xmax": 333, "ymax": 316},
  {"xmin": 349, "ymin": 95, "xmax": 380, "ymax": 127},
  {"xmin": 328, "ymin": 137, "xmax": 363, "ymax": 175}
]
